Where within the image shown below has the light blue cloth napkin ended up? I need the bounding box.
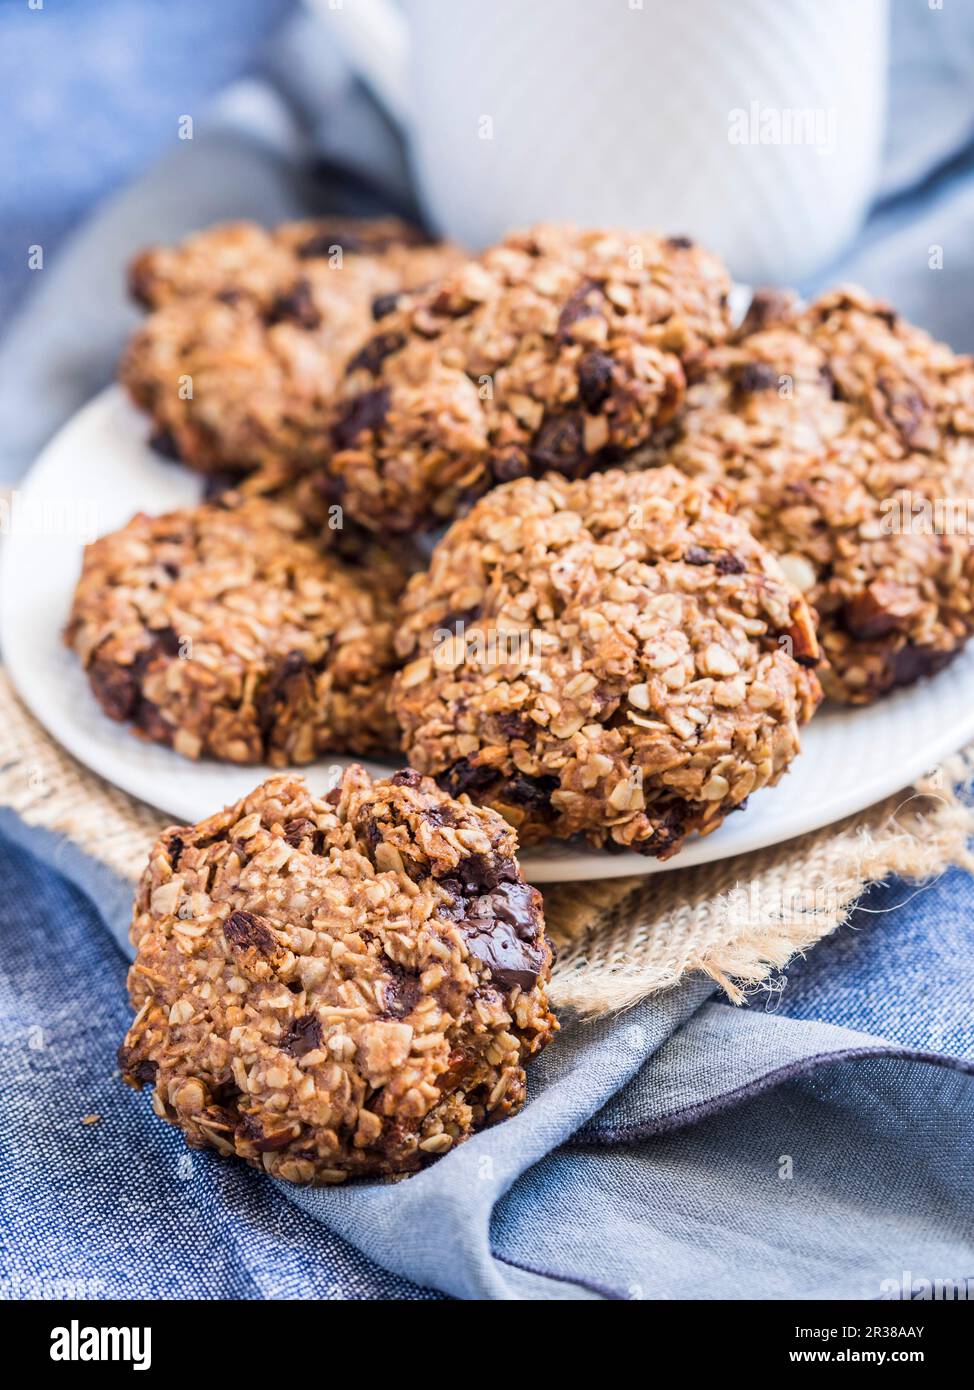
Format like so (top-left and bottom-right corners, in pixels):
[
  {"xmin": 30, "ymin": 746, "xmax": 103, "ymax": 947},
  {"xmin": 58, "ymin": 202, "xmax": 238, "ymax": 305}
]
[{"xmin": 1, "ymin": 0, "xmax": 973, "ymax": 1300}]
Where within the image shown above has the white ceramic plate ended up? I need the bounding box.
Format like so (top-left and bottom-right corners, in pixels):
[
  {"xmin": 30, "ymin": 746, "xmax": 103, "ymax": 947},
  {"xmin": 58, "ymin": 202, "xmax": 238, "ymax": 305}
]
[{"xmin": 4, "ymin": 385, "xmax": 974, "ymax": 883}]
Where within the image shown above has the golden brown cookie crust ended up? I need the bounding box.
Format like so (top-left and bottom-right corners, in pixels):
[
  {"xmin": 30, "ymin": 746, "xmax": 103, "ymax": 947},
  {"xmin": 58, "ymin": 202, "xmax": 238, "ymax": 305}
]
[
  {"xmin": 321, "ymin": 224, "xmax": 732, "ymax": 533},
  {"xmin": 121, "ymin": 217, "xmax": 462, "ymax": 476},
  {"xmin": 65, "ymin": 492, "xmax": 411, "ymax": 764},
  {"xmin": 642, "ymin": 286, "xmax": 974, "ymax": 702},
  {"xmin": 391, "ymin": 466, "xmax": 821, "ymax": 855},
  {"xmin": 118, "ymin": 767, "xmax": 557, "ymax": 1182}
]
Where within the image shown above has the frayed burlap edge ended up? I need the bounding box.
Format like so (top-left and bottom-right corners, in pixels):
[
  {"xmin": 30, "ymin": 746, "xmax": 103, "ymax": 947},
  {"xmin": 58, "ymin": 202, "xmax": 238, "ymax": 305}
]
[{"xmin": 1, "ymin": 666, "xmax": 971, "ymax": 1015}]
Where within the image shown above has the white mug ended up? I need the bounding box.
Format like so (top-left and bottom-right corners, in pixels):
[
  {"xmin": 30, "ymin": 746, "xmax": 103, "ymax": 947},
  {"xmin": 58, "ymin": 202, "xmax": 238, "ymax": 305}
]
[{"xmin": 313, "ymin": 0, "xmax": 888, "ymax": 284}]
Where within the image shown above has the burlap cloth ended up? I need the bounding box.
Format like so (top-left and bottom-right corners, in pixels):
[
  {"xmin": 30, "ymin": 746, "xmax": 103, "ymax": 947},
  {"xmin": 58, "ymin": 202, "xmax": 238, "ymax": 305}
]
[{"xmin": 1, "ymin": 665, "xmax": 971, "ymax": 1016}]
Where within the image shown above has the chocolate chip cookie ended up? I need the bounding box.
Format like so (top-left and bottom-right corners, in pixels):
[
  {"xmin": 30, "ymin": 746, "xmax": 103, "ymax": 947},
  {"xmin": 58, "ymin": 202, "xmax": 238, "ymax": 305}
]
[
  {"xmin": 121, "ymin": 217, "xmax": 461, "ymax": 476},
  {"xmin": 118, "ymin": 766, "xmax": 557, "ymax": 1182},
  {"xmin": 65, "ymin": 491, "xmax": 411, "ymax": 763},
  {"xmin": 321, "ymin": 224, "xmax": 732, "ymax": 533},
  {"xmin": 641, "ymin": 286, "xmax": 974, "ymax": 702},
  {"xmin": 391, "ymin": 467, "xmax": 822, "ymax": 855}
]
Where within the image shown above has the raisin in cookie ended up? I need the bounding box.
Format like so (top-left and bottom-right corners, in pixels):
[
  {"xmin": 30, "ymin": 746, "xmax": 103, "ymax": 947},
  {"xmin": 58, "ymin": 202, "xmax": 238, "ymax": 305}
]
[
  {"xmin": 391, "ymin": 467, "xmax": 821, "ymax": 855},
  {"xmin": 118, "ymin": 767, "xmax": 557, "ymax": 1182},
  {"xmin": 641, "ymin": 286, "xmax": 974, "ymax": 702},
  {"xmin": 121, "ymin": 217, "xmax": 461, "ymax": 476},
  {"xmin": 320, "ymin": 224, "xmax": 731, "ymax": 533},
  {"xmin": 65, "ymin": 492, "xmax": 411, "ymax": 764}
]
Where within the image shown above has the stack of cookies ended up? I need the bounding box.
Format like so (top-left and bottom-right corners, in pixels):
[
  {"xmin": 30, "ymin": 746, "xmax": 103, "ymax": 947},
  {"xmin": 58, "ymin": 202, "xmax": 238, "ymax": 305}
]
[{"xmin": 71, "ymin": 216, "xmax": 974, "ymax": 1180}]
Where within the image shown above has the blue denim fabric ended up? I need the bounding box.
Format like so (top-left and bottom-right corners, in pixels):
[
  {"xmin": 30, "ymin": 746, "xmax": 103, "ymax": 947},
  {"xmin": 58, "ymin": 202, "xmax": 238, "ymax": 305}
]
[
  {"xmin": 763, "ymin": 868, "xmax": 974, "ymax": 1060},
  {"xmin": 2, "ymin": 827, "xmax": 972, "ymax": 1300},
  {"xmin": 0, "ymin": 0, "xmax": 296, "ymax": 322}
]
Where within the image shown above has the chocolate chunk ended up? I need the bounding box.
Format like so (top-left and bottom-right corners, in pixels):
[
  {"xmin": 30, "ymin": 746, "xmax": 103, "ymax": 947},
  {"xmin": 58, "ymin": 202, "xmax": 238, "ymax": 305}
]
[
  {"xmin": 455, "ymin": 853, "xmax": 518, "ymax": 894},
  {"xmin": 256, "ymin": 650, "xmax": 314, "ymax": 743},
  {"xmin": 137, "ymin": 626, "xmax": 182, "ymax": 669},
  {"xmin": 578, "ymin": 351, "xmax": 615, "ymax": 412},
  {"xmin": 224, "ymin": 910, "xmax": 277, "ymax": 955},
  {"xmin": 89, "ymin": 659, "xmax": 139, "ymax": 722},
  {"xmin": 842, "ymin": 583, "xmax": 918, "ymax": 642},
  {"xmin": 489, "ymin": 448, "xmax": 530, "ymax": 483},
  {"xmin": 462, "ymin": 881, "xmax": 545, "ymax": 991},
  {"xmin": 438, "ymin": 757, "xmax": 499, "ymax": 797},
  {"xmin": 439, "ymin": 605, "xmax": 480, "ymax": 634},
  {"xmin": 89, "ymin": 628, "xmax": 181, "ymax": 728},
  {"xmin": 149, "ymin": 427, "xmax": 182, "ymax": 462},
  {"xmin": 873, "ymin": 303, "xmax": 899, "ymax": 331},
  {"xmin": 684, "ymin": 545, "xmax": 746, "ymax": 575},
  {"xmin": 235, "ymin": 1114, "xmax": 294, "ymax": 1153},
  {"xmin": 391, "ymin": 768, "xmax": 422, "ymax": 788},
  {"xmin": 166, "ymin": 835, "xmax": 184, "ymax": 868},
  {"xmin": 284, "ymin": 817, "xmax": 314, "ymax": 845},
  {"xmin": 495, "ymin": 710, "xmax": 532, "ymax": 740},
  {"xmin": 202, "ymin": 471, "xmax": 240, "ymax": 501},
  {"xmin": 279, "ymin": 1014, "xmax": 323, "ymax": 1058},
  {"xmin": 283, "ymin": 818, "xmax": 325, "ymax": 854},
  {"xmin": 634, "ymin": 798, "xmax": 692, "ymax": 857},
  {"xmin": 888, "ymin": 642, "xmax": 955, "ymax": 690},
  {"xmin": 530, "ymin": 413, "xmax": 587, "ymax": 476},
  {"xmin": 346, "ymin": 330, "xmax": 406, "ymax": 376},
  {"xmin": 557, "ymin": 278, "xmax": 605, "ymax": 344},
  {"xmin": 381, "ymin": 963, "xmax": 422, "ymax": 1019},
  {"xmin": 819, "ymin": 363, "xmax": 838, "ymax": 398},
  {"xmin": 118, "ymin": 1047, "xmax": 158, "ymax": 1087},
  {"xmin": 332, "ymin": 386, "xmax": 391, "ymax": 450},
  {"xmin": 738, "ymin": 288, "xmax": 796, "ymax": 337},
  {"xmin": 361, "ymin": 816, "xmax": 383, "ymax": 851},
  {"xmin": 735, "ymin": 362, "xmax": 779, "ymax": 394},
  {"xmin": 132, "ymin": 698, "xmax": 172, "ymax": 744},
  {"xmin": 666, "ymin": 235, "xmax": 695, "ymax": 250},
  {"xmin": 500, "ymin": 773, "xmax": 559, "ymax": 811},
  {"xmin": 371, "ymin": 291, "xmax": 401, "ymax": 321},
  {"xmin": 267, "ymin": 278, "xmax": 321, "ymax": 330},
  {"xmin": 877, "ymin": 377, "xmax": 936, "ymax": 449}
]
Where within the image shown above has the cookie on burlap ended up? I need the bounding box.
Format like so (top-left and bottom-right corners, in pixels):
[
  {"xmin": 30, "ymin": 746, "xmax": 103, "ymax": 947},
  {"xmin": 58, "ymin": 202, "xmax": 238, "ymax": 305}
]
[
  {"xmin": 640, "ymin": 286, "xmax": 974, "ymax": 703},
  {"xmin": 320, "ymin": 224, "xmax": 732, "ymax": 533},
  {"xmin": 65, "ymin": 492, "xmax": 410, "ymax": 763},
  {"xmin": 118, "ymin": 766, "xmax": 557, "ymax": 1182},
  {"xmin": 391, "ymin": 466, "xmax": 822, "ymax": 855},
  {"xmin": 121, "ymin": 217, "xmax": 461, "ymax": 476}
]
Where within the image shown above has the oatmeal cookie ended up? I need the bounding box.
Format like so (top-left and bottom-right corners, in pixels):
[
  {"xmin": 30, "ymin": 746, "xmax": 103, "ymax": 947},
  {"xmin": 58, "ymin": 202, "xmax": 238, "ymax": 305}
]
[
  {"xmin": 320, "ymin": 224, "xmax": 732, "ymax": 533},
  {"xmin": 118, "ymin": 767, "xmax": 557, "ymax": 1182},
  {"xmin": 121, "ymin": 217, "xmax": 461, "ymax": 476},
  {"xmin": 642, "ymin": 286, "xmax": 974, "ymax": 702},
  {"xmin": 65, "ymin": 493, "xmax": 411, "ymax": 763},
  {"xmin": 390, "ymin": 467, "xmax": 821, "ymax": 855}
]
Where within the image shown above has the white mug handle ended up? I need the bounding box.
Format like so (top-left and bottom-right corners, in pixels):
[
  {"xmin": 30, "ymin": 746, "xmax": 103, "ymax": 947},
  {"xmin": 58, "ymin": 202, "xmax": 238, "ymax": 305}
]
[{"xmin": 306, "ymin": 0, "xmax": 411, "ymax": 128}]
